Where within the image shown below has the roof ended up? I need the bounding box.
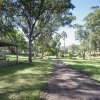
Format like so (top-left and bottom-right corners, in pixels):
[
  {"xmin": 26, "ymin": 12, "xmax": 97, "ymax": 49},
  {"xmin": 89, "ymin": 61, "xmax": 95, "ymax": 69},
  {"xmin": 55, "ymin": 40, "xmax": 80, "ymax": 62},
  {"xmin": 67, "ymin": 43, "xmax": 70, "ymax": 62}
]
[{"xmin": 0, "ymin": 40, "xmax": 18, "ymax": 47}]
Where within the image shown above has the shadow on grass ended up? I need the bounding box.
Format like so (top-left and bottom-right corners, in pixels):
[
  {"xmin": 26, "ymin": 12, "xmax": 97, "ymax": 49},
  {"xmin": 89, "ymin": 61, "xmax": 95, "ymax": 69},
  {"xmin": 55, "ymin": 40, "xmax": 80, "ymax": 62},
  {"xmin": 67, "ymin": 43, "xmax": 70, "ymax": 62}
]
[
  {"xmin": 0, "ymin": 82, "xmax": 47, "ymax": 100},
  {"xmin": 6, "ymin": 55, "xmax": 28, "ymax": 62},
  {"xmin": 62, "ymin": 58, "xmax": 100, "ymax": 83},
  {"xmin": 0, "ymin": 59, "xmax": 53, "ymax": 100},
  {"xmin": 0, "ymin": 60, "xmax": 52, "ymax": 76},
  {"xmin": 69, "ymin": 64, "xmax": 100, "ymax": 83}
]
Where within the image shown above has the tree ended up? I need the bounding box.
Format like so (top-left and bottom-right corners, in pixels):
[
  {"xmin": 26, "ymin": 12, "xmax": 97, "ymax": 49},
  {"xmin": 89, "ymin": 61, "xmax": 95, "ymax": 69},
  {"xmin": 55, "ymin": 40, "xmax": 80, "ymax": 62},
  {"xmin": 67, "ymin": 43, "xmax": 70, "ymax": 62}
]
[
  {"xmin": 68, "ymin": 44, "xmax": 78, "ymax": 54},
  {"xmin": 84, "ymin": 6, "xmax": 100, "ymax": 57},
  {"xmin": 1, "ymin": 0, "xmax": 75, "ymax": 64},
  {"xmin": 0, "ymin": 3, "xmax": 13, "ymax": 38},
  {"xmin": 35, "ymin": 32, "xmax": 52, "ymax": 58},
  {"xmin": 6, "ymin": 29, "xmax": 27, "ymax": 53},
  {"xmin": 74, "ymin": 24, "xmax": 89, "ymax": 59},
  {"xmin": 61, "ymin": 31, "xmax": 67, "ymax": 56},
  {"xmin": 74, "ymin": 6, "xmax": 100, "ymax": 59}
]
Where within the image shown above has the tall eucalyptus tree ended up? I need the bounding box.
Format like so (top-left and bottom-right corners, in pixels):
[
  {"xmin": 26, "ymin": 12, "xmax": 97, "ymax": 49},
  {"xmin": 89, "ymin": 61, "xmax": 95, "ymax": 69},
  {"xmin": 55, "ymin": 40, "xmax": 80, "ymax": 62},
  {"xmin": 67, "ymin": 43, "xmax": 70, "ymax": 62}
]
[
  {"xmin": 62, "ymin": 31, "xmax": 67, "ymax": 56},
  {"xmin": 1, "ymin": 0, "xmax": 75, "ymax": 63},
  {"xmin": 84, "ymin": 6, "xmax": 100, "ymax": 53}
]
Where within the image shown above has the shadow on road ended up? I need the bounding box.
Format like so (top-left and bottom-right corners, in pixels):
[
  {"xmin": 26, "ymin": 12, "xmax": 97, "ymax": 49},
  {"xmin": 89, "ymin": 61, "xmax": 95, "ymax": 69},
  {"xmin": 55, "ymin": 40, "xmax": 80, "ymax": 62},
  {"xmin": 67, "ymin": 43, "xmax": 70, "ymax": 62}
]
[{"xmin": 42, "ymin": 60, "xmax": 100, "ymax": 100}]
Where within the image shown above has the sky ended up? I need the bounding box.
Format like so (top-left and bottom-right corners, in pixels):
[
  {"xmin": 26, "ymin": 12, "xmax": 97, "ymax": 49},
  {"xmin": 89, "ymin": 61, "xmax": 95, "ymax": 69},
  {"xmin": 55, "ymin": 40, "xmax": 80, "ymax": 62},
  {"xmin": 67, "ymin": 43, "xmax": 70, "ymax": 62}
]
[{"xmin": 59, "ymin": 0, "xmax": 100, "ymax": 47}]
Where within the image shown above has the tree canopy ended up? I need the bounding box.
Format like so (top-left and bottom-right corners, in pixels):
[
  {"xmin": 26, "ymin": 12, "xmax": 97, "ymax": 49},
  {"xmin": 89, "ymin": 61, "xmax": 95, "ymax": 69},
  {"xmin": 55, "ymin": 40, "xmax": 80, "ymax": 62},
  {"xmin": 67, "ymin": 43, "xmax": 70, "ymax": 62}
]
[
  {"xmin": 0, "ymin": 0, "xmax": 75, "ymax": 63},
  {"xmin": 74, "ymin": 6, "xmax": 100, "ymax": 59}
]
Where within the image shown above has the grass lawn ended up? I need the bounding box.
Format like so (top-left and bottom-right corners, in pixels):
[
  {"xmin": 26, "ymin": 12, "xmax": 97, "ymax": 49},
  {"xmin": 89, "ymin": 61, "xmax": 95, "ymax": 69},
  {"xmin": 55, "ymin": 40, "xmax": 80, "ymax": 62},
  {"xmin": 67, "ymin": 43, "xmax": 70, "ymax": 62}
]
[
  {"xmin": 61, "ymin": 56, "xmax": 100, "ymax": 83},
  {"xmin": 6, "ymin": 55, "xmax": 28, "ymax": 62},
  {"xmin": 0, "ymin": 55, "xmax": 54, "ymax": 100}
]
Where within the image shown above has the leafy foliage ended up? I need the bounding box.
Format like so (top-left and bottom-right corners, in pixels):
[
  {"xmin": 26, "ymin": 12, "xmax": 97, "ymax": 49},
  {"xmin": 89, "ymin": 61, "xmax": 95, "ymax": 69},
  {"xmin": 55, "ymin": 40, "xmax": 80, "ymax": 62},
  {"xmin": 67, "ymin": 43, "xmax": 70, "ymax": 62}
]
[
  {"xmin": 0, "ymin": 0, "xmax": 75, "ymax": 63},
  {"xmin": 74, "ymin": 6, "xmax": 100, "ymax": 59},
  {"xmin": 84, "ymin": 6, "xmax": 100, "ymax": 51}
]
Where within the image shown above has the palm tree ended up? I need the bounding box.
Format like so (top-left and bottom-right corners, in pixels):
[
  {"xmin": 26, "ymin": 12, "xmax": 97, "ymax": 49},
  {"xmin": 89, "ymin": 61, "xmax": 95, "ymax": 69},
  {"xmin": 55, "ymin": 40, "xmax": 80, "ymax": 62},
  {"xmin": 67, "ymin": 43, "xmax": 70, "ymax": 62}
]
[{"xmin": 62, "ymin": 31, "xmax": 67, "ymax": 56}]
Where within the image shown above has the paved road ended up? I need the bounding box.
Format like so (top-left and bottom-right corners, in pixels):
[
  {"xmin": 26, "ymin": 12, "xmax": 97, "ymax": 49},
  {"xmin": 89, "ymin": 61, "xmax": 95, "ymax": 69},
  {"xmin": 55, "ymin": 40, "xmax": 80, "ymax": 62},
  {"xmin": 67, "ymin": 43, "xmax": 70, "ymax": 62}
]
[{"xmin": 43, "ymin": 60, "xmax": 100, "ymax": 100}]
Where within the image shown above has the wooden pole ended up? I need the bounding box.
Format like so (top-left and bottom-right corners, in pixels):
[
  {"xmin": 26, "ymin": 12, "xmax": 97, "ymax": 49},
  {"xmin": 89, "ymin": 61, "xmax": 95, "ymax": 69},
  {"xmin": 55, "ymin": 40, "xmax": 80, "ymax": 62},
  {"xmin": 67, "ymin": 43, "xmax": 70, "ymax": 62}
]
[{"xmin": 16, "ymin": 46, "xmax": 18, "ymax": 64}]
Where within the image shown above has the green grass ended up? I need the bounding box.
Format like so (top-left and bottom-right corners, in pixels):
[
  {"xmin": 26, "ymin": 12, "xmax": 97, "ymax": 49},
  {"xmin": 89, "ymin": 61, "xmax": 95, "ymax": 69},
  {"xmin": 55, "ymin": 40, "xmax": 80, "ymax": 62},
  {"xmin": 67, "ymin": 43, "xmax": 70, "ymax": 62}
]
[
  {"xmin": 0, "ymin": 56, "xmax": 54, "ymax": 100},
  {"xmin": 61, "ymin": 57, "xmax": 100, "ymax": 83},
  {"xmin": 6, "ymin": 55, "xmax": 28, "ymax": 62}
]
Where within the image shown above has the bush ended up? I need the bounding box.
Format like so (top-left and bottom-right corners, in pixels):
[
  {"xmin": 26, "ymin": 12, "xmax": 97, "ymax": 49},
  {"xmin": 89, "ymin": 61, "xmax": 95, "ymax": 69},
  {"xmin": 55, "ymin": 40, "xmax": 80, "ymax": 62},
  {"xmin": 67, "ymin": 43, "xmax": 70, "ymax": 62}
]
[
  {"xmin": 68, "ymin": 52, "xmax": 74, "ymax": 58},
  {"xmin": 61, "ymin": 54, "xmax": 64, "ymax": 57},
  {"xmin": 45, "ymin": 51, "xmax": 52, "ymax": 56}
]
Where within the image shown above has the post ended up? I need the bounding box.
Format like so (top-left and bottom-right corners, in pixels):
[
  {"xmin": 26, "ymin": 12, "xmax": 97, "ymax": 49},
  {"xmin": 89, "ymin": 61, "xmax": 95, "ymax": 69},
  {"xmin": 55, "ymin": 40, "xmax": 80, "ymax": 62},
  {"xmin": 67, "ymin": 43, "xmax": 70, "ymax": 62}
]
[{"xmin": 16, "ymin": 46, "xmax": 18, "ymax": 64}]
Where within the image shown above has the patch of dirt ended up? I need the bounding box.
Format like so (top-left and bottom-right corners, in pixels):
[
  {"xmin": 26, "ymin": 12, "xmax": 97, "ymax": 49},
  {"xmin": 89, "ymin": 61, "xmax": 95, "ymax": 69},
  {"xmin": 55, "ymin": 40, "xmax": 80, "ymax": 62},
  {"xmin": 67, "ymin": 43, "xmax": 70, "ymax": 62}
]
[{"xmin": 42, "ymin": 60, "xmax": 100, "ymax": 100}]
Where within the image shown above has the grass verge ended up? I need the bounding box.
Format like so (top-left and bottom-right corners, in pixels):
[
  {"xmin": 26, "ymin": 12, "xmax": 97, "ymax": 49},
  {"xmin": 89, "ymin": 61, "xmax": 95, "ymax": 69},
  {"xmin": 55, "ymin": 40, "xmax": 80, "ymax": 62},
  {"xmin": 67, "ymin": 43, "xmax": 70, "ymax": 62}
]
[
  {"xmin": 0, "ymin": 57, "xmax": 53, "ymax": 100},
  {"xmin": 61, "ymin": 57, "xmax": 100, "ymax": 83}
]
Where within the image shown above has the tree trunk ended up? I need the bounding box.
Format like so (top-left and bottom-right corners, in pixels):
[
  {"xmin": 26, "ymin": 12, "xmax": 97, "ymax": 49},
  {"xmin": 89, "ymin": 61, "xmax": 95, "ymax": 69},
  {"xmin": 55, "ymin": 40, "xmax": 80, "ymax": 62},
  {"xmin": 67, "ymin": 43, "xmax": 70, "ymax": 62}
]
[
  {"xmin": 28, "ymin": 39, "xmax": 32, "ymax": 64},
  {"xmin": 41, "ymin": 51, "xmax": 43, "ymax": 59},
  {"xmin": 16, "ymin": 46, "xmax": 19, "ymax": 64},
  {"xmin": 89, "ymin": 43, "xmax": 91, "ymax": 59},
  {"xmin": 83, "ymin": 40, "xmax": 85, "ymax": 59},
  {"xmin": 89, "ymin": 50, "xmax": 91, "ymax": 59},
  {"xmin": 93, "ymin": 51, "xmax": 96, "ymax": 57},
  {"xmin": 56, "ymin": 48, "xmax": 59, "ymax": 57},
  {"xmin": 83, "ymin": 49, "xmax": 85, "ymax": 59},
  {"xmin": 64, "ymin": 39, "xmax": 65, "ymax": 56},
  {"xmin": 41, "ymin": 46, "xmax": 44, "ymax": 59}
]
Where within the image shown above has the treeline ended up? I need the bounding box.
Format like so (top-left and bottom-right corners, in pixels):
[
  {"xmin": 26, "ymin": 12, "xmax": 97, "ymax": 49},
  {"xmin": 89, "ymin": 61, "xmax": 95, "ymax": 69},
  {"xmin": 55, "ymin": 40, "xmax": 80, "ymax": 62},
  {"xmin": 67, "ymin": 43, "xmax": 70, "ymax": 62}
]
[
  {"xmin": 0, "ymin": 0, "xmax": 75, "ymax": 63},
  {"xmin": 74, "ymin": 6, "xmax": 100, "ymax": 59}
]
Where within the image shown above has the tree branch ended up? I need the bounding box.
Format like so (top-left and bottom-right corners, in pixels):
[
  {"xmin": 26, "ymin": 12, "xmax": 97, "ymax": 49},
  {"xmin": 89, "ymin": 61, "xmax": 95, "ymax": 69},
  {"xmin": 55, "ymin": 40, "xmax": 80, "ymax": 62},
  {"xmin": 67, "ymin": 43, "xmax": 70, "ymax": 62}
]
[{"xmin": 30, "ymin": 0, "xmax": 45, "ymax": 37}]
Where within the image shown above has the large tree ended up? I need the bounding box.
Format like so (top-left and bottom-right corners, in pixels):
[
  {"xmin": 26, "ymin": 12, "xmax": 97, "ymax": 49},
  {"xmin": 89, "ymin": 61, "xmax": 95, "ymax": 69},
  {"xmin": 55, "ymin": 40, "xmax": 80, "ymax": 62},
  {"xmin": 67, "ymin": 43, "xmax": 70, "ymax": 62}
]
[
  {"xmin": 61, "ymin": 31, "xmax": 67, "ymax": 56},
  {"xmin": 74, "ymin": 24, "xmax": 89, "ymax": 59},
  {"xmin": 84, "ymin": 6, "xmax": 100, "ymax": 52},
  {"xmin": 1, "ymin": 0, "xmax": 75, "ymax": 64}
]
